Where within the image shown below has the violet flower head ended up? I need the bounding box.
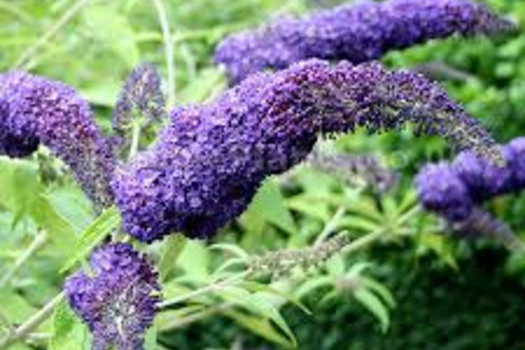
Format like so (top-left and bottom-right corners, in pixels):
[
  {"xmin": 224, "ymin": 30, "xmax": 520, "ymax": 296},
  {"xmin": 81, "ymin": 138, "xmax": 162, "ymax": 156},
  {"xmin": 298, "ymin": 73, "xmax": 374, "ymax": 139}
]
[
  {"xmin": 415, "ymin": 163, "xmax": 473, "ymax": 221},
  {"xmin": 0, "ymin": 71, "xmax": 115, "ymax": 206},
  {"xmin": 113, "ymin": 63, "xmax": 166, "ymax": 145},
  {"xmin": 416, "ymin": 137, "xmax": 525, "ymax": 221},
  {"xmin": 415, "ymin": 136, "xmax": 525, "ymax": 248},
  {"xmin": 507, "ymin": 137, "xmax": 525, "ymax": 188},
  {"xmin": 0, "ymin": 72, "xmax": 40, "ymax": 156},
  {"xmin": 452, "ymin": 145, "xmax": 515, "ymax": 201},
  {"xmin": 65, "ymin": 243, "xmax": 160, "ymax": 350},
  {"xmin": 215, "ymin": 0, "xmax": 513, "ymax": 84},
  {"xmin": 113, "ymin": 59, "xmax": 499, "ymax": 242}
]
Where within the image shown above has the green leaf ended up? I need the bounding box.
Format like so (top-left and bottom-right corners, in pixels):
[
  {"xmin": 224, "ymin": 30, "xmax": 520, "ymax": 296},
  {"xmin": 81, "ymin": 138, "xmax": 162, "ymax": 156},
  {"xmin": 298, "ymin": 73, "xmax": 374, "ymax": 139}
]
[
  {"xmin": 353, "ymin": 288, "xmax": 391, "ymax": 333},
  {"xmin": 30, "ymin": 196, "xmax": 77, "ymax": 247},
  {"xmin": 80, "ymin": 80, "xmax": 120, "ymax": 107},
  {"xmin": 159, "ymin": 234, "xmax": 187, "ymax": 280},
  {"xmin": 337, "ymin": 216, "xmax": 380, "ymax": 233},
  {"xmin": 286, "ymin": 195, "xmax": 331, "ymax": 222},
  {"xmin": 178, "ymin": 67, "xmax": 227, "ymax": 103},
  {"xmin": 325, "ymin": 255, "xmax": 346, "ymax": 277},
  {"xmin": 360, "ymin": 277, "xmax": 396, "ymax": 308},
  {"xmin": 209, "ymin": 243, "xmax": 249, "ymax": 260},
  {"xmin": 397, "ymin": 189, "xmax": 418, "ymax": 214},
  {"xmin": 347, "ymin": 198, "xmax": 383, "ymax": 222},
  {"xmin": 60, "ymin": 206, "xmax": 121, "ymax": 273},
  {"xmin": 346, "ymin": 262, "xmax": 373, "ymax": 279},
  {"xmin": 82, "ymin": 5, "xmax": 140, "ymax": 68},
  {"xmin": 248, "ymin": 179, "xmax": 297, "ymax": 235},
  {"xmin": 144, "ymin": 321, "xmax": 157, "ymax": 350},
  {"xmin": 293, "ymin": 276, "xmax": 334, "ymax": 300},
  {"xmin": 0, "ymin": 157, "xmax": 40, "ymax": 218},
  {"xmin": 212, "ymin": 258, "xmax": 246, "ymax": 278},
  {"xmin": 177, "ymin": 240, "xmax": 211, "ymax": 279},
  {"xmin": 219, "ymin": 286, "xmax": 297, "ymax": 347},
  {"xmin": 0, "ymin": 290, "xmax": 38, "ymax": 324},
  {"xmin": 224, "ymin": 310, "xmax": 295, "ymax": 349},
  {"xmin": 241, "ymin": 281, "xmax": 311, "ymax": 315},
  {"xmin": 0, "ymin": 158, "xmax": 80, "ymax": 247},
  {"xmin": 45, "ymin": 187, "xmax": 95, "ymax": 232},
  {"xmin": 381, "ymin": 195, "xmax": 399, "ymax": 222},
  {"xmin": 48, "ymin": 299, "xmax": 89, "ymax": 350}
]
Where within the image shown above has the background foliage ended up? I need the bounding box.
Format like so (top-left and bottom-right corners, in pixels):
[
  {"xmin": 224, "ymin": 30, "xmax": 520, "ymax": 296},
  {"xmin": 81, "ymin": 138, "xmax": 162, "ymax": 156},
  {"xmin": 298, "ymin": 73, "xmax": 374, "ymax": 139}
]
[{"xmin": 1, "ymin": 0, "xmax": 525, "ymax": 349}]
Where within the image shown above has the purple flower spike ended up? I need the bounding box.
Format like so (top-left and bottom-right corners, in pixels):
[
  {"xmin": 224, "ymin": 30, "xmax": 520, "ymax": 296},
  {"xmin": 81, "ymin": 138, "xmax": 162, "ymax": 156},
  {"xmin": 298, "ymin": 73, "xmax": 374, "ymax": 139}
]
[
  {"xmin": 112, "ymin": 63, "xmax": 166, "ymax": 157},
  {"xmin": 215, "ymin": 0, "xmax": 513, "ymax": 84},
  {"xmin": 453, "ymin": 145, "xmax": 515, "ymax": 201},
  {"xmin": 113, "ymin": 63, "xmax": 165, "ymax": 134},
  {"xmin": 507, "ymin": 137, "xmax": 525, "ymax": 188},
  {"xmin": 415, "ymin": 163, "xmax": 473, "ymax": 221},
  {"xmin": 113, "ymin": 60, "xmax": 499, "ymax": 242},
  {"xmin": 0, "ymin": 71, "xmax": 115, "ymax": 206},
  {"xmin": 65, "ymin": 243, "xmax": 160, "ymax": 350}
]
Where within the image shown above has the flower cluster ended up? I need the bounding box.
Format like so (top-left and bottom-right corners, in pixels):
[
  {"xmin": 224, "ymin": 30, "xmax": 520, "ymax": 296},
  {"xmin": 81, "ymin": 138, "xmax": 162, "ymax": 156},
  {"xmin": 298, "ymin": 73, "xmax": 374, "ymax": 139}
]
[
  {"xmin": 416, "ymin": 137, "xmax": 525, "ymax": 221},
  {"xmin": 0, "ymin": 71, "xmax": 115, "ymax": 206},
  {"xmin": 112, "ymin": 63, "xmax": 166, "ymax": 157},
  {"xmin": 65, "ymin": 243, "xmax": 160, "ymax": 350},
  {"xmin": 416, "ymin": 137, "xmax": 525, "ymax": 243},
  {"xmin": 215, "ymin": 0, "xmax": 513, "ymax": 84},
  {"xmin": 112, "ymin": 59, "xmax": 500, "ymax": 242},
  {"xmin": 307, "ymin": 149, "xmax": 399, "ymax": 193},
  {"xmin": 249, "ymin": 234, "xmax": 351, "ymax": 279}
]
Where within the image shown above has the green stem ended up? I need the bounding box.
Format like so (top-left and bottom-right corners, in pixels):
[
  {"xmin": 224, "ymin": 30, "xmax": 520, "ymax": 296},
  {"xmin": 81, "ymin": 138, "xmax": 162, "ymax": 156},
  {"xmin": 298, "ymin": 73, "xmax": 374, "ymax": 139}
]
[
  {"xmin": 0, "ymin": 231, "xmax": 48, "ymax": 287},
  {"xmin": 159, "ymin": 234, "xmax": 187, "ymax": 281},
  {"xmin": 0, "ymin": 293, "xmax": 64, "ymax": 349},
  {"xmin": 13, "ymin": 0, "xmax": 95, "ymax": 69},
  {"xmin": 341, "ymin": 229, "xmax": 385, "ymax": 255},
  {"xmin": 150, "ymin": 0, "xmax": 176, "ymax": 108},
  {"xmin": 158, "ymin": 301, "xmax": 235, "ymax": 332},
  {"xmin": 128, "ymin": 120, "xmax": 142, "ymax": 160},
  {"xmin": 158, "ymin": 205, "xmax": 423, "ymax": 331},
  {"xmin": 0, "ymin": 1, "xmax": 31, "ymax": 22},
  {"xmin": 158, "ymin": 271, "xmax": 251, "ymax": 310},
  {"xmin": 314, "ymin": 206, "xmax": 346, "ymax": 247}
]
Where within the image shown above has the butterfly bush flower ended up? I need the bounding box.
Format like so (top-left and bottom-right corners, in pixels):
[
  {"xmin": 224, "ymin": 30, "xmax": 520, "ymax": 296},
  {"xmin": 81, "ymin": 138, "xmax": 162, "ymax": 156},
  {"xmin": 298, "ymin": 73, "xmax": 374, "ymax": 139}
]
[
  {"xmin": 215, "ymin": 0, "xmax": 513, "ymax": 84},
  {"xmin": 415, "ymin": 163, "xmax": 473, "ymax": 221},
  {"xmin": 112, "ymin": 63, "xmax": 166, "ymax": 157},
  {"xmin": 508, "ymin": 137, "xmax": 525, "ymax": 188},
  {"xmin": 452, "ymin": 145, "xmax": 515, "ymax": 201},
  {"xmin": 416, "ymin": 137, "xmax": 525, "ymax": 219},
  {"xmin": 0, "ymin": 71, "xmax": 115, "ymax": 206},
  {"xmin": 113, "ymin": 59, "xmax": 500, "ymax": 242},
  {"xmin": 65, "ymin": 243, "xmax": 160, "ymax": 350},
  {"xmin": 416, "ymin": 137, "xmax": 525, "ymax": 244}
]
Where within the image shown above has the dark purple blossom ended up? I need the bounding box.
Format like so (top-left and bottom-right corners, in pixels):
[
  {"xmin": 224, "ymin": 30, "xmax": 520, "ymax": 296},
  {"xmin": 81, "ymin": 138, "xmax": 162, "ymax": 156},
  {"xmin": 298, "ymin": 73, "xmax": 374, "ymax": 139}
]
[
  {"xmin": 452, "ymin": 145, "xmax": 515, "ymax": 201},
  {"xmin": 112, "ymin": 63, "xmax": 166, "ymax": 157},
  {"xmin": 64, "ymin": 243, "xmax": 160, "ymax": 350},
  {"xmin": 416, "ymin": 137, "xmax": 525, "ymax": 246},
  {"xmin": 113, "ymin": 59, "xmax": 500, "ymax": 242},
  {"xmin": 0, "ymin": 71, "xmax": 115, "ymax": 206},
  {"xmin": 416, "ymin": 137, "xmax": 525, "ymax": 221},
  {"xmin": 415, "ymin": 163, "xmax": 473, "ymax": 221},
  {"xmin": 215, "ymin": 0, "xmax": 513, "ymax": 84},
  {"xmin": 507, "ymin": 137, "xmax": 525, "ymax": 188}
]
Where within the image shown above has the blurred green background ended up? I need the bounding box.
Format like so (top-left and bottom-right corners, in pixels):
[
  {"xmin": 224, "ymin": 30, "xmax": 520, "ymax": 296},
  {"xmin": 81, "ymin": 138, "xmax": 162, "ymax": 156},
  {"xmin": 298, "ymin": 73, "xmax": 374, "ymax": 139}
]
[{"xmin": 1, "ymin": 0, "xmax": 525, "ymax": 349}]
